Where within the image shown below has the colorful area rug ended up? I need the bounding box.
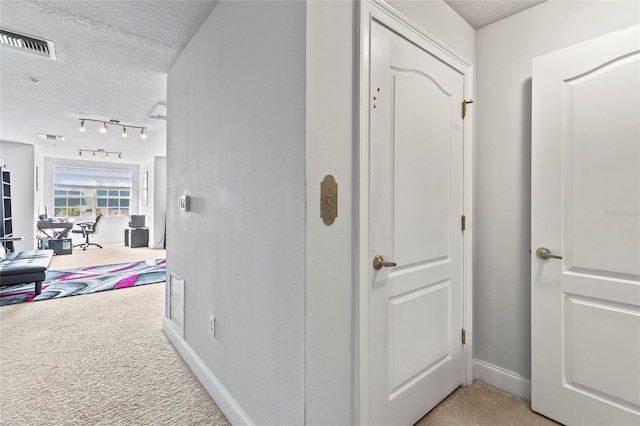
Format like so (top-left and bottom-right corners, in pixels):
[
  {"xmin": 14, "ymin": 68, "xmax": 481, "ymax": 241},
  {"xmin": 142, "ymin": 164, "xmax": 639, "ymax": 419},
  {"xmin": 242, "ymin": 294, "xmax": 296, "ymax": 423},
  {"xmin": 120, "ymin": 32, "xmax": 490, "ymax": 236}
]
[{"xmin": 0, "ymin": 259, "xmax": 166, "ymax": 307}]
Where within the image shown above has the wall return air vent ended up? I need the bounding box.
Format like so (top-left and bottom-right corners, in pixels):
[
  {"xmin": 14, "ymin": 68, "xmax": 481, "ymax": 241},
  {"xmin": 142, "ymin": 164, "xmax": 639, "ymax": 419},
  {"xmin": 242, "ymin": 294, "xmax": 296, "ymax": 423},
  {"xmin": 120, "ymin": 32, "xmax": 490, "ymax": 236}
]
[
  {"xmin": 0, "ymin": 29, "xmax": 56, "ymax": 59},
  {"xmin": 167, "ymin": 273, "xmax": 185, "ymax": 337}
]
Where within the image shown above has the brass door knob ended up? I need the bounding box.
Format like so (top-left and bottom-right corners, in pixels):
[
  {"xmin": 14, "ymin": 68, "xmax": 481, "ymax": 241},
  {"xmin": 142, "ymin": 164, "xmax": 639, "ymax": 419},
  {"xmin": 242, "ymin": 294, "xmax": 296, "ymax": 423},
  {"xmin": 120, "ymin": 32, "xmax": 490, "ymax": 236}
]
[
  {"xmin": 536, "ymin": 247, "xmax": 563, "ymax": 260},
  {"xmin": 373, "ymin": 255, "xmax": 397, "ymax": 270}
]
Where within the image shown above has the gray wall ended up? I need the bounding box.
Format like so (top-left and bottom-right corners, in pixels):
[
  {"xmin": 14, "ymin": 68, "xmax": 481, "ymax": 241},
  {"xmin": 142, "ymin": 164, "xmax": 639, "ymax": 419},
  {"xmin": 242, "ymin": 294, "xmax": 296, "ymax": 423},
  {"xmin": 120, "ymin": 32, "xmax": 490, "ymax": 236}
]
[
  {"xmin": 474, "ymin": 0, "xmax": 639, "ymax": 392},
  {"xmin": 304, "ymin": 3, "xmax": 356, "ymax": 423},
  {"xmin": 0, "ymin": 141, "xmax": 35, "ymax": 251},
  {"xmin": 152, "ymin": 156, "xmax": 166, "ymax": 247},
  {"xmin": 138, "ymin": 155, "xmax": 166, "ymax": 248},
  {"xmin": 166, "ymin": 1, "xmax": 306, "ymax": 424}
]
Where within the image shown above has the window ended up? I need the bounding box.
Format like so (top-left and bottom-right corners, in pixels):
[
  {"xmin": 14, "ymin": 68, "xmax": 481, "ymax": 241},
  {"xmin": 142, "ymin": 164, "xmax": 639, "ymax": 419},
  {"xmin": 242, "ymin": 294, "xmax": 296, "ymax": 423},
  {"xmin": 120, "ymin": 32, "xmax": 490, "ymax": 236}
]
[{"xmin": 53, "ymin": 166, "xmax": 132, "ymax": 217}]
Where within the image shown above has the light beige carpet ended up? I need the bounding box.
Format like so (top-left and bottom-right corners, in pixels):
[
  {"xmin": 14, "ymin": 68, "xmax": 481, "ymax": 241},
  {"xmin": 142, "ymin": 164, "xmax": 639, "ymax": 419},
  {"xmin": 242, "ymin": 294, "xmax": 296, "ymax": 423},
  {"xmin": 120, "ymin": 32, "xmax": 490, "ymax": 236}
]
[
  {"xmin": 49, "ymin": 243, "xmax": 166, "ymax": 270},
  {"xmin": 417, "ymin": 380, "xmax": 560, "ymax": 425},
  {"xmin": 0, "ymin": 283, "xmax": 229, "ymax": 426},
  {"xmin": 1, "ymin": 260, "xmax": 558, "ymax": 426}
]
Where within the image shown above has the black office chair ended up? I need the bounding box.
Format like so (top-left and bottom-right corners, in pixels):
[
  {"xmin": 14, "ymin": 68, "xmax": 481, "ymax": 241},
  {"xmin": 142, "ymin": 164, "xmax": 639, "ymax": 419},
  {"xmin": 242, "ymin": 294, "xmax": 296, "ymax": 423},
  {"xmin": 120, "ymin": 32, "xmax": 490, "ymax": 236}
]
[{"xmin": 72, "ymin": 214, "xmax": 104, "ymax": 251}]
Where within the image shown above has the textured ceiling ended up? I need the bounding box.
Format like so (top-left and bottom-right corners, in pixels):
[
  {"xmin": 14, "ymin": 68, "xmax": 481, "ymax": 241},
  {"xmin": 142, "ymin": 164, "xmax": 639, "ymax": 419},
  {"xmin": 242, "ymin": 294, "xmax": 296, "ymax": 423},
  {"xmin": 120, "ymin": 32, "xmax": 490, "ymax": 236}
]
[
  {"xmin": 444, "ymin": 0, "xmax": 547, "ymax": 29},
  {"xmin": 1, "ymin": 0, "xmax": 547, "ymax": 162},
  {"xmin": 0, "ymin": 0, "xmax": 218, "ymax": 161}
]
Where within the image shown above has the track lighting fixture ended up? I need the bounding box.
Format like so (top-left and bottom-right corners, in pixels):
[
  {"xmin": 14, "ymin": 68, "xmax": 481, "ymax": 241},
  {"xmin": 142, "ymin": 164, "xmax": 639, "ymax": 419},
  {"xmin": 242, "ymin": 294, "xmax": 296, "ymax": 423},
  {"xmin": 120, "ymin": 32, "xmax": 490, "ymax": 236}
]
[
  {"xmin": 78, "ymin": 149, "xmax": 122, "ymax": 160},
  {"xmin": 77, "ymin": 118, "xmax": 147, "ymax": 139}
]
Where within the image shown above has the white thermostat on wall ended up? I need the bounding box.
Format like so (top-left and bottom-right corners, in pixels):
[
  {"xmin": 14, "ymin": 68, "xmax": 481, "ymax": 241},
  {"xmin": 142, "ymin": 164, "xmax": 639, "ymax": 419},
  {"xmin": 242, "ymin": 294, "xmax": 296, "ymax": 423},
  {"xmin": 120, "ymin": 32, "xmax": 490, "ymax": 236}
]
[{"xmin": 180, "ymin": 195, "xmax": 190, "ymax": 211}]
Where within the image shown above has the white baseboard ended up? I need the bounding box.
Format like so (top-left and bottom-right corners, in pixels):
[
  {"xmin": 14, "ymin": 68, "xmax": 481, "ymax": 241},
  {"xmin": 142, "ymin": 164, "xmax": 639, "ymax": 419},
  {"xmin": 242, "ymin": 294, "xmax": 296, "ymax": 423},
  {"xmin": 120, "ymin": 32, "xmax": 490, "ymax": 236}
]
[
  {"xmin": 162, "ymin": 318, "xmax": 254, "ymax": 425},
  {"xmin": 473, "ymin": 359, "xmax": 531, "ymax": 401}
]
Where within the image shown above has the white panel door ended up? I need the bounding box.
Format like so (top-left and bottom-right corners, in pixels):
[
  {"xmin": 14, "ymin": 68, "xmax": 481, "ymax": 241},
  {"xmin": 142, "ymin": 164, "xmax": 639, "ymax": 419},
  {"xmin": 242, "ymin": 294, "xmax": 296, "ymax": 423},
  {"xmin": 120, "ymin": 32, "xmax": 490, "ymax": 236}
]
[
  {"xmin": 531, "ymin": 25, "xmax": 640, "ymax": 425},
  {"xmin": 368, "ymin": 20, "xmax": 464, "ymax": 425}
]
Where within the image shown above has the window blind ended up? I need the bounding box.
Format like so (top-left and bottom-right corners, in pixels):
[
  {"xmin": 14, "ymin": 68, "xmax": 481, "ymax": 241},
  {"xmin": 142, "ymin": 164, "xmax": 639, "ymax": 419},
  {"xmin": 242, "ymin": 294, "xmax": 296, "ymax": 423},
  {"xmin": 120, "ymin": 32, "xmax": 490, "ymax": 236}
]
[{"xmin": 53, "ymin": 166, "xmax": 132, "ymax": 190}]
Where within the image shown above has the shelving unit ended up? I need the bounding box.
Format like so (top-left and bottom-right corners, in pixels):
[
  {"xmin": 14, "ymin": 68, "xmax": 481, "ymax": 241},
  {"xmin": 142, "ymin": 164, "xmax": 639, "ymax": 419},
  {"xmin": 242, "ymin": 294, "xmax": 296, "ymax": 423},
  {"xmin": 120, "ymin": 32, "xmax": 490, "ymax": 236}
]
[{"xmin": 1, "ymin": 167, "xmax": 14, "ymax": 251}]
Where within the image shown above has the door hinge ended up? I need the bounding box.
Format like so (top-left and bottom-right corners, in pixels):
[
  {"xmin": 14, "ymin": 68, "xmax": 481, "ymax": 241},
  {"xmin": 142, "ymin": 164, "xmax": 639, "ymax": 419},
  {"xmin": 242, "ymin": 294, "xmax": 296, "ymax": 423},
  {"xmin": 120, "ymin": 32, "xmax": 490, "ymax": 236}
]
[
  {"xmin": 462, "ymin": 99, "xmax": 474, "ymax": 119},
  {"xmin": 461, "ymin": 215, "xmax": 466, "ymax": 231},
  {"xmin": 462, "ymin": 329, "xmax": 466, "ymax": 345}
]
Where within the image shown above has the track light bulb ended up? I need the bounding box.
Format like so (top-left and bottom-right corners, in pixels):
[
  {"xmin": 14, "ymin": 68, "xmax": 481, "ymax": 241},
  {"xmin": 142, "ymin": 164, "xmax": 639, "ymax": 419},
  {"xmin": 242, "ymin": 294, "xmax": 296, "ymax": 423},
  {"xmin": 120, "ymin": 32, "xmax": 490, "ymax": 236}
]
[
  {"xmin": 79, "ymin": 151, "xmax": 82, "ymax": 156},
  {"xmin": 79, "ymin": 119, "xmax": 86, "ymax": 132},
  {"xmin": 119, "ymin": 153, "xmax": 122, "ymax": 159},
  {"xmin": 100, "ymin": 122, "xmax": 107, "ymax": 133},
  {"xmin": 92, "ymin": 151, "xmax": 96, "ymax": 157},
  {"xmin": 106, "ymin": 152, "xmax": 109, "ymax": 160},
  {"xmin": 122, "ymin": 126, "xmax": 127, "ymax": 138},
  {"xmin": 140, "ymin": 128, "xmax": 147, "ymax": 140}
]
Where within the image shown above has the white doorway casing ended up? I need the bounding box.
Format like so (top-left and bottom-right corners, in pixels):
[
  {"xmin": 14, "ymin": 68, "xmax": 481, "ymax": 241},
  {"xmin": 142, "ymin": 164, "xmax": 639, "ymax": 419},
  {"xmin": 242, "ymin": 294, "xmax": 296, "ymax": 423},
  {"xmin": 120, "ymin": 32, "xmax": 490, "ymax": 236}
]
[{"xmin": 358, "ymin": 1, "xmax": 474, "ymax": 424}]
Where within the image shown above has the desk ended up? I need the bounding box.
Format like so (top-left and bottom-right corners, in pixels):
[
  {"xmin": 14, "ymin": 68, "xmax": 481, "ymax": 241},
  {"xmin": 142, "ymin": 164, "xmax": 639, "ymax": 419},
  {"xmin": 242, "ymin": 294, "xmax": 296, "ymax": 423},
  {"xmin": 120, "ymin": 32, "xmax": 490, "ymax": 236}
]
[{"xmin": 37, "ymin": 220, "xmax": 73, "ymax": 239}]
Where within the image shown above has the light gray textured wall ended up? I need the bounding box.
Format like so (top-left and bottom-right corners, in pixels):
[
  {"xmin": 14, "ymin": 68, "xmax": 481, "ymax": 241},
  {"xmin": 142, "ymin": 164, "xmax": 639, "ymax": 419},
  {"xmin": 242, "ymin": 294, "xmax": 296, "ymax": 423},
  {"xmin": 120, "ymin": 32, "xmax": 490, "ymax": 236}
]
[
  {"xmin": 0, "ymin": 141, "xmax": 35, "ymax": 251},
  {"xmin": 139, "ymin": 155, "xmax": 166, "ymax": 248},
  {"xmin": 167, "ymin": 1, "xmax": 306, "ymax": 424},
  {"xmin": 152, "ymin": 156, "xmax": 166, "ymax": 248},
  {"xmin": 305, "ymin": 1, "xmax": 474, "ymax": 424},
  {"xmin": 305, "ymin": 2, "xmax": 357, "ymax": 424},
  {"xmin": 475, "ymin": 0, "xmax": 639, "ymax": 383}
]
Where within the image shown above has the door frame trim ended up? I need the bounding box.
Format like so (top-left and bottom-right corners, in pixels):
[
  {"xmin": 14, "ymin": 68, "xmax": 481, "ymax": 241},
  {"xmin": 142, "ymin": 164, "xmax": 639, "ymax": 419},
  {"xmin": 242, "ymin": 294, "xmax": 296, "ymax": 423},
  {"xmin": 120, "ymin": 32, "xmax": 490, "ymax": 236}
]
[{"xmin": 356, "ymin": 1, "xmax": 474, "ymax": 423}]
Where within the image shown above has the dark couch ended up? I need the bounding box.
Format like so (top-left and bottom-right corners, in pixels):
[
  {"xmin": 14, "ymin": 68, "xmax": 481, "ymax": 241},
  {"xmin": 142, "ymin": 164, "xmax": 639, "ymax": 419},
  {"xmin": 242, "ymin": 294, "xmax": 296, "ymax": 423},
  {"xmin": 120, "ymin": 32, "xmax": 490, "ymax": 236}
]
[{"xmin": 0, "ymin": 249, "xmax": 54, "ymax": 296}]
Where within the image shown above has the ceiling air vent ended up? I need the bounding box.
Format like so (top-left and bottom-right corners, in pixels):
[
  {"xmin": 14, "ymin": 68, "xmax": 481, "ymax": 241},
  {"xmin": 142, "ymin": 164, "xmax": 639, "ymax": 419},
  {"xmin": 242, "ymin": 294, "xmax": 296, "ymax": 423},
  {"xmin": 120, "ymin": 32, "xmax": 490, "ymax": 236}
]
[
  {"xmin": 37, "ymin": 133, "xmax": 64, "ymax": 141},
  {"xmin": 0, "ymin": 29, "xmax": 56, "ymax": 59}
]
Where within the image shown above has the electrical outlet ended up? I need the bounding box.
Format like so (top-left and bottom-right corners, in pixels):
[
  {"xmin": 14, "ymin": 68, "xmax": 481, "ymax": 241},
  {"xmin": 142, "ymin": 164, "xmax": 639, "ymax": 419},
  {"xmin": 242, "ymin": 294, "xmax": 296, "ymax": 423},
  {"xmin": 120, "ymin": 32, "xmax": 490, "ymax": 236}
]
[{"xmin": 209, "ymin": 314, "xmax": 215, "ymax": 337}]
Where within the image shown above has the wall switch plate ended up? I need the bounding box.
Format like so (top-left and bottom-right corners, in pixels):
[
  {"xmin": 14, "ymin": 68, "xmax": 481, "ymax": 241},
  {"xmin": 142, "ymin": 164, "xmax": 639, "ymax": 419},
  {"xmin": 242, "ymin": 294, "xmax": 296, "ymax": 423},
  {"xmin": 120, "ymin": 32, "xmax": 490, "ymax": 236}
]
[
  {"xmin": 180, "ymin": 195, "xmax": 190, "ymax": 211},
  {"xmin": 209, "ymin": 314, "xmax": 215, "ymax": 337}
]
